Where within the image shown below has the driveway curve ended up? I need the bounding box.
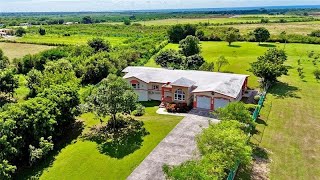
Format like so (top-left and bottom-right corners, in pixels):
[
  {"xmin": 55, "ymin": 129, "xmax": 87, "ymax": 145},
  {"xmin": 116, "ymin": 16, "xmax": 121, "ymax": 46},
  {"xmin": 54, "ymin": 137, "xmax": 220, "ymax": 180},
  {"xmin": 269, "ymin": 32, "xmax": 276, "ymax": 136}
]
[{"xmin": 127, "ymin": 110, "xmax": 219, "ymax": 180}]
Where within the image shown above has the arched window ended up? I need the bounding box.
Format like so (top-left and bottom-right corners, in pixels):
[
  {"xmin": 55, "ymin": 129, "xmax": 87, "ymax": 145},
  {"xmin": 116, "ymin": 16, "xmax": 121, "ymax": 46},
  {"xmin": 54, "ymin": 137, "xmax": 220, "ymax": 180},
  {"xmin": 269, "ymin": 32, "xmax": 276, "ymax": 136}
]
[{"xmin": 174, "ymin": 89, "xmax": 185, "ymax": 101}]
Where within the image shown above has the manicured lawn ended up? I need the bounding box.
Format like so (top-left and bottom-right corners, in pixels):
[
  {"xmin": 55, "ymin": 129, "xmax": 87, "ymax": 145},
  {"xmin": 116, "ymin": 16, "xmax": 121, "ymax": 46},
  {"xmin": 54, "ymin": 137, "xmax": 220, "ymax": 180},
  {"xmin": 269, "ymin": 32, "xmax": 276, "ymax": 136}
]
[
  {"xmin": 26, "ymin": 101, "xmax": 183, "ymax": 180},
  {"xmin": 0, "ymin": 42, "xmax": 53, "ymax": 60},
  {"xmin": 146, "ymin": 41, "xmax": 319, "ymax": 88}
]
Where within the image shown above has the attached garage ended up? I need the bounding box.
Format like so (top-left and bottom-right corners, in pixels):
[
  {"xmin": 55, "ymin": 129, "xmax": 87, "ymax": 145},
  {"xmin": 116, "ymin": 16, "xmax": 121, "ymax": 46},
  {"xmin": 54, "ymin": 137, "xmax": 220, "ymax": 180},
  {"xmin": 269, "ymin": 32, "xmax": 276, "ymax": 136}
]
[
  {"xmin": 196, "ymin": 96, "xmax": 212, "ymax": 110},
  {"xmin": 214, "ymin": 98, "xmax": 230, "ymax": 110}
]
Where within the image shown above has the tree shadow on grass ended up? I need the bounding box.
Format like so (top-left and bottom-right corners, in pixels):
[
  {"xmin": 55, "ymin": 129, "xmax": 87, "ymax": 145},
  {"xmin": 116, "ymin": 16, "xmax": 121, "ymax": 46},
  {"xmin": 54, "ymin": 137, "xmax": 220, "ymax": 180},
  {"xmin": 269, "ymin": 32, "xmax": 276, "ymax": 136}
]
[
  {"xmin": 258, "ymin": 43, "xmax": 276, "ymax": 48},
  {"xmin": 268, "ymin": 81, "xmax": 300, "ymax": 99},
  {"xmin": 85, "ymin": 118, "xmax": 149, "ymax": 159},
  {"xmin": 14, "ymin": 121, "xmax": 84, "ymax": 179},
  {"xmin": 228, "ymin": 44, "xmax": 241, "ymax": 48}
]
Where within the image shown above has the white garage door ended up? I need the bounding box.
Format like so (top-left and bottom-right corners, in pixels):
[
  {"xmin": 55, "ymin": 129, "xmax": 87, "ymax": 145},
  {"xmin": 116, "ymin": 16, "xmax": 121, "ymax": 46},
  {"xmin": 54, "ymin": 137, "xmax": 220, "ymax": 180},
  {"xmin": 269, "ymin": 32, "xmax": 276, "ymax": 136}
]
[
  {"xmin": 197, "ymin": 96, "xmax": 211, "ymax": 110},
  {"xmin": 137, "ymin": 90, "xmax": 148, "ymax": 101},
  {"xmin": 214, "ymin": 98, "xmax": 229, "ymax": 110}
]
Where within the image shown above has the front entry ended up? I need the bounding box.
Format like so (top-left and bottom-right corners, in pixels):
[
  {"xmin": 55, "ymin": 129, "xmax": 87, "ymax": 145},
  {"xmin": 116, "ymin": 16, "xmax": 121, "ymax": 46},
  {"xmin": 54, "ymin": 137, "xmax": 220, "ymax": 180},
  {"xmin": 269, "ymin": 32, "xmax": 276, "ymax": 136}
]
[{"xmin": 196, "ymin": 96, "xmax": 211, "ymax": 110}]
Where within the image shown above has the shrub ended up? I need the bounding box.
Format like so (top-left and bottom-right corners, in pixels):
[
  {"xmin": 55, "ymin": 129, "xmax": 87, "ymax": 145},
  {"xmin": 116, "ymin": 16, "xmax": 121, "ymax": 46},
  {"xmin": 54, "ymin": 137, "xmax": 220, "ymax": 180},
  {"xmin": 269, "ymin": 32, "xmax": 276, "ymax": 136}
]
[
  {"xmin": 254, "ymin": 95, "xmax": 261, "ymax": 101},
  {"xmin": 166, "ymin": 103, "xmax": 190, "ymax": 113},
  {"xmin": 314, "ymin": 69, "xmax": 320, "ymax": 80},
  {"xmin": 245, "ymin": 104, "xmax": 258, "ymax": 113},
  {"xmin": 132, "ymin": 104, "xmax": 145, "ymax": 116},
  {"xmin": 309, "ymin": 30, "xmax": 320, "ymax": 38}
]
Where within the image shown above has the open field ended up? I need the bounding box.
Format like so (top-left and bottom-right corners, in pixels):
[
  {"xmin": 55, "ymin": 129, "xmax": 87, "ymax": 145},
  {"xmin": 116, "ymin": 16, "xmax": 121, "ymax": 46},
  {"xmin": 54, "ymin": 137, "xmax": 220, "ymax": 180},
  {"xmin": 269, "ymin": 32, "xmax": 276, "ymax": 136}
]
[
  {"xmin": 0, "ymin": 42, "xmax": 53, "ymax": 60},
  {"xmin": 17, "ymin": 102, "xmax": 183, "ymax": 180},
  {"xmin": 146, "ymin": 41, "xmax": 320, "ymax": 89},
  {"xmin": 222, "ymin": 21, "xmax": 320, "ymax": 35},
  {"xmin": 10, "ymin": 35, "xmax": 127, "ymax": 46}
]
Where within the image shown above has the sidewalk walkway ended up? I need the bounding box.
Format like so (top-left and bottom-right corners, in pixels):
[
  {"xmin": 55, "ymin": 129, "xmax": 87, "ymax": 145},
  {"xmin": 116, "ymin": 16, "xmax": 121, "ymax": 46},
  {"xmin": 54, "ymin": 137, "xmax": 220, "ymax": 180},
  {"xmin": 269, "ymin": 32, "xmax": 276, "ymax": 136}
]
[{"xmin": 127, "ymin": 111, "xmax": 219, "ymax": 180}]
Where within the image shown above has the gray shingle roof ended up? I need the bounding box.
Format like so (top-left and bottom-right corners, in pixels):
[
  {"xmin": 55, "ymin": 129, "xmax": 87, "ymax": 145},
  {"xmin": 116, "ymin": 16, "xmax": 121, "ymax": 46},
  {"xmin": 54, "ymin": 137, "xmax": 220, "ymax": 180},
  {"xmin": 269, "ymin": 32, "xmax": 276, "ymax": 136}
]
[{"xmin": 123, "ymin": 66, "xmax": 249, "ymax": 98}]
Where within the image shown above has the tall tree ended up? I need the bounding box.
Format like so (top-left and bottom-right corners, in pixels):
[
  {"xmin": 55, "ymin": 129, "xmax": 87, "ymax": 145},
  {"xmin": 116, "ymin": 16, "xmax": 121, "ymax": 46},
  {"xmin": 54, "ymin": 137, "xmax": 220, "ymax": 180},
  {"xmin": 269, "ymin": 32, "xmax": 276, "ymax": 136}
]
[
  {"xmin": 0, "ymin": 49, "xmax": 9, "ymax": 69},
  {"xmin": 15, "ymin": 27, "xmax": 26, "ymax": 37},
  {"xmin": 185, "ymin": 54, "xmax": 205, "ymax": 70},
  {"xmin": 179, "ymin": 35, "xmax": 201, "ymax": 57},
  {"xmin": 87, "ymin": 38, "xmax": 111, "ymax": 52},
  {"xmin": 253, "ymin": 27, "xmax": 270, "ymax": 45},
  {"xmin": 155, "ymin": 49, "xmax": 184, "ymax": 69},
  {"xmin": 224, "ymin": 27, "xmax": 240, "ymax": 46},
  {"xmin": 82, "ymin": 16, "xmax": 93, "ymax": 24},
  {"xmin": 216, "ymin": 56, "xmax": 229, "ymax": 72},
  {"xmin": 38, "ymin": 27, "xmax": 46, "ymax": 36},
  {"xmin": 88, "ymin": 74, "xmax": 138, "ymax": 129},
  {"xmin": 0, "ymin": 69, "xmax": 19, "ymax": 98},
  {"xmin": 250, "ymin": 48, "xmax": 288, "ymax": 86}
]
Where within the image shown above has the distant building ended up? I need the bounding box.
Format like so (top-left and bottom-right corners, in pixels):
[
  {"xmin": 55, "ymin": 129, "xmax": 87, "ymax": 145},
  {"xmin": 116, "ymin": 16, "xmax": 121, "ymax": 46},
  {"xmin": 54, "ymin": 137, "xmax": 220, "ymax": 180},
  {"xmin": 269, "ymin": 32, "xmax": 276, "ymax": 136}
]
[
  {"xmin": 0, "ymin": 29, "xmax": 14, "ymax": 37},
  {"xmin": 0, "ymin": 24, "xmax": 5, "ymax": 27},
  {"xmin": 19, "ymin": 23, "xmax": 31, "ymax": 27}
]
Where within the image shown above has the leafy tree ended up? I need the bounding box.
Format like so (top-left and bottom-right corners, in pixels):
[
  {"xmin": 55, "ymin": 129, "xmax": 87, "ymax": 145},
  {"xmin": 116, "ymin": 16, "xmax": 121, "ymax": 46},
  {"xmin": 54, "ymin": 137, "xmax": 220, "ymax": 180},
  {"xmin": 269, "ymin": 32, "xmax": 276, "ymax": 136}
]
[
  {"xmin": 124, "ymin": 19, "xmax": 131, "ymax": 25},
  {"xmin": 88, "ymin": 74, "xmax": 138, "ymax": 129},
  {"xmin": 87, "ymin": 38, "xmax": 111, "ymax": 52},
  {"xmin": 199, "ymin": 62, "xmax": 215, "ymax": 72},
  {"xmin": 185, "ymin": 54, "xmax": 205, "ymax": 70},
  {"xmin": 29, "ymin": 137, "xmax": 54, "ymax": 166},
  {"xmin": 224, "ymin": 28, "xmax": 240, "ymax": 46},
  {"xmin": 0, "ymin": 49, "xmax": 9, "ymax": 70},
  {"xmin": 167, "ymin": 24, "xmax": 185, "ymax": 43},
  {"xmin": 26, "ymin": 69, "xmax": 43, "ymax": 97},
  {"xmin": 167, "ymin": 24, "xmax": 197, "ymax": 43},
  {"xmin": 82, "ymin": 16, "xmax": 93, "ymax": 24},
  {"xmin": 195, "ymin": 30, "xmax": 205, "ymax": 40},
  {"xmin": 38, "ymin": 27, "xmax": 46, "ymax": 36},
  {"xmin": 250, "ymin": 48, "xmax": 288, "ymax": 86},
  {"xmin": 314, "ymin": 69, "xmax": 320, "ymax": 80},
  {"xmin": 214, "ymin": 102, "xmax": 253, "ymax": 126},
  {"xmin": 82, "ymin": 52, "xmax": 117, "ymax": 84},
  {"xmin": 0, "ymin": 160, "xmax": 16, "ymax": 179},
  {"xmin": 155, "ymin": 49, "xmax": 184, "ymax": 68},
  {"xmin": 0, "ymin": 69, "xmax": 19, "ymax": 98},
  {"xmin": 253, "ymin": 27, "xmax": 270, "ymax": 45},
  {"xmin": 179, "ymin": 35, "xmax": 201, "ymax": 57},
  {"xmin": 15, "ymin": 27, "xmax": 26, "ymax": 37},
  {"xmin": 260, "ymin": 18, "xmax": 269, "ymax": 23},
  {"xmin": 279, "ymin": 31, "xmax": 287, "ymax": 48},
  {"xmin": 216, "ymin": 56, "xmax": 229, "ymax": 72}
]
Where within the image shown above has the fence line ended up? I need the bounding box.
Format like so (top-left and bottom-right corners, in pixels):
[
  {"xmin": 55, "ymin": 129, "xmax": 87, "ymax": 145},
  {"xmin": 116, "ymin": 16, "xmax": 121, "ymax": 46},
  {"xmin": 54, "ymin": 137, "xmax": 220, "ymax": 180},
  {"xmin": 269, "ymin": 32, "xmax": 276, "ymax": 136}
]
[{"xmin": 227, "ymin": 91, "xmax": 267, "ymax": 180}]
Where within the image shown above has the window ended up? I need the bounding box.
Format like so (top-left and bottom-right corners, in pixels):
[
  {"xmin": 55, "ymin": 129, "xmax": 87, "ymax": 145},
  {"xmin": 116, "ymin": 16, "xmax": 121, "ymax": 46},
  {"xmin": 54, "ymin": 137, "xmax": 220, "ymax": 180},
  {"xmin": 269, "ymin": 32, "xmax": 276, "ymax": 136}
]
[
  {"xmin": 174, "ymin": 89, "xmax": 186, "ymax": 101},
  {"xmin": 131, "ymin": 83, "xmax": 140, "ymax": 89},
  {"xmin": 152, "ymin": 85, "xmax": 159, "ymax": 90}
]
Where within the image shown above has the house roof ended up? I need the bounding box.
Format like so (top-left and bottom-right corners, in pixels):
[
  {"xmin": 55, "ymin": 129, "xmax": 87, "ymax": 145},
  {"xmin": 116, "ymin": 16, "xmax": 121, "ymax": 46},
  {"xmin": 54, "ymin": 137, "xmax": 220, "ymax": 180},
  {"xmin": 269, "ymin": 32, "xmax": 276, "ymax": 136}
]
[
  {"xmin": 122, "ymin": 66, "xmax": 249, "ymax": 98},
  {"xmin": 171, "ymin": 77, "xmax": 196, "ymax": 87}
]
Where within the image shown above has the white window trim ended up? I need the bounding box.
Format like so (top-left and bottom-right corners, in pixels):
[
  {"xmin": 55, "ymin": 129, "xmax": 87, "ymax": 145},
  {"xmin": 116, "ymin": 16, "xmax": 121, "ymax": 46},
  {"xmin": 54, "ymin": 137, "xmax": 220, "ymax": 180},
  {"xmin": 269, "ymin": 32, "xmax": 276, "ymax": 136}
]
[
  {"xmin": 131, "ymin": 83, "xmax": 140, "ymax": 89},
  {"xmin": 174, "ymin": 89, "xmax": 186, "ymax": 101}
]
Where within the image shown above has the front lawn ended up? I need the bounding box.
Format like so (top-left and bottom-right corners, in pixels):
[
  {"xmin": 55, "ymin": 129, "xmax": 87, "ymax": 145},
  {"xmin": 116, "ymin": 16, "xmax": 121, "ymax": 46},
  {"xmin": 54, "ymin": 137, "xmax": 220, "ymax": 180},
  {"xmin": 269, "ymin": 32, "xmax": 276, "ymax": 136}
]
[{"xmin": 18, "ymin": 101, "xmax": 183, "ymax": 180}]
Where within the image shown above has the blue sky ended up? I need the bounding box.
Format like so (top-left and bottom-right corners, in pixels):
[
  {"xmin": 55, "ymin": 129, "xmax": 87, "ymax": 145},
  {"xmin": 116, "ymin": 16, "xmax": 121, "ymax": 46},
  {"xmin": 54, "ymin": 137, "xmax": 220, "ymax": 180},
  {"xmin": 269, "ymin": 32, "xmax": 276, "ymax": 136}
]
[{"xmin": 0, "ymin": 0, "xmax": 318, "ymax": 12}]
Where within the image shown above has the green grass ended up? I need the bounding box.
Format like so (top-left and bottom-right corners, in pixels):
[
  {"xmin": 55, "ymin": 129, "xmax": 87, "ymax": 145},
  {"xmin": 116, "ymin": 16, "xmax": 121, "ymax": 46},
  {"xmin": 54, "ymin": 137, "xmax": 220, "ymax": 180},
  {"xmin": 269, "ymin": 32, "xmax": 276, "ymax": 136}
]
[
  {"xmin": 0, "ymin": 42, "xmax": 53, "ymax": 60},
  {"xmin": 27, "ymin": 101, "xmax": 183, "ymax": 180},
  {"xmin": 146, "ymin": 41, "xmax": 320, "ymax": 88},
  {"xmin": 15, "ymin": 35, "xmax": 126, "ymax": 46}
]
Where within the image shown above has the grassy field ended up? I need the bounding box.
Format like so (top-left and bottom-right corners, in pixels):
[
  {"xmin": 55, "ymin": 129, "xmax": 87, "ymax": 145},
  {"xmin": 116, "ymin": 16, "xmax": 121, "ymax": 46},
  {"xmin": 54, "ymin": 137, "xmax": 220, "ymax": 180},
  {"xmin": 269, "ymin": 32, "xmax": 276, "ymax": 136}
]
[
  {"xmin": 18, "ymin": 101, "xmax": 182, "ymax": 180},
  {"xmin": 146, "ymin": 41, "xmax": 320, "ymax": 88},
  {"xmin": 222, "ymin": 21, "xmax": 320, "ymax": 35},
  {"xmin": 0, "ymin": 42, "xmax": 53, "ymax": 60},
  {"xmin": 147, "ymin": 41, "xmax": 320, "ymax": 179},
  {"xmin": 13, "ymin": 35, "xmax": 127, "ymax": 46}
]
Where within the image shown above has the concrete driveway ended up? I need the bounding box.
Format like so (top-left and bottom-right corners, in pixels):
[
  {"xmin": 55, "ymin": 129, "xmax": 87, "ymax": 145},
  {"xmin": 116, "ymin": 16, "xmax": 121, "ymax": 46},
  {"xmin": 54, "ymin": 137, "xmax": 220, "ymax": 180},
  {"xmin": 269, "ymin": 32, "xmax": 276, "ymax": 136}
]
[{"xmin": 127, "ymin": 110, "xmax": 219, "ymax": 180}]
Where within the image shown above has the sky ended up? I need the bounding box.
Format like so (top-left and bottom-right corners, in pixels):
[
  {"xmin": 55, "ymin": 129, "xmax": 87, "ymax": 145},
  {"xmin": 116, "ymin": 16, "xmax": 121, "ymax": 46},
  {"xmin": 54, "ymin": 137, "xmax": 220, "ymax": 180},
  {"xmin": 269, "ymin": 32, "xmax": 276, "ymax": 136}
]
[{"xmin": 0, "ymin": 0, "xmax": 319, "ymax": 12}]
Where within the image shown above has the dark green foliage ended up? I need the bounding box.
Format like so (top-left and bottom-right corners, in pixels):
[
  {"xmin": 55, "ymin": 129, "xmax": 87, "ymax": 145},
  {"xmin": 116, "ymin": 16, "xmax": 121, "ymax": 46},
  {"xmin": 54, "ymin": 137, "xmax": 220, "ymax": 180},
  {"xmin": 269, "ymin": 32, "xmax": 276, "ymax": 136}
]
[
  {"xmin": 0, "ymin": 49, "xmax": 9, "ymax": 70},
  {"xmin": 155, "ymin": 49, "xmax": 184, "ymax": 68},
  {"xmin": 168, "ymin": 24, "xmax": 197, "ymax": 43},
  {"xmin": 15, "ymin": 27, "xmax": 26, "ymax": 37},
  {"xmin": 199, "ymin": 62, "xmax": 215, "ymax": 72},
  {"xmin": 179, "ymin": 35, "xmax": 200, "ymax": 56},
  {"xmin": 124, "ymin": 19, "xmax": 131, "ymax": 25},
  {"xmin": 253, "ymin": 27, "xmax": 270, "ymax": 44},
  {"xmin": 314, "ymin": 69, "xmax": 320, "ymax": 80},
  {"xmin": 87, "ymin": 74, "xmax": 138, "ymax": 127},
  {"xmin": 132, "ymin": 104, "xmax": 145, "ymax": 116},
  {"xmin": 38, "ymin": 27, "xmax": 46, "ymax": 36},
  {"xmin": 0, "ymin": 69, "xmax": 19, "ymax": 99},
  {"xmin": 87, "ymin": 38, "xmax": 111, "ymax": 53},
  {"xmin": 29, "ymin": 137, "xmax": 54, "ymax": 166},
  {"xmin": 260, "ymin": 18, "xmax": 269, "ymax": 23},
  {"xmin": 250, "ymin": 48, "xmax": 288, "ymax": 85},
  {"xmin": 82, "ymin": 16, "xmax": 93, "ymax": 24},
  {"xmin": 224, "ymin": 27, "xmax": 240, "ymax": 45},
  {"xmin": 185, "ymin": 54, "xmax": 205, "ymax": 70},
  {"xmin": 214, "ymin": 102, "xmax": 253, "ymax": 126},
  {"xmin": 195, "ymin": 30, "xmax": 205, "ymax": 40},
  {"xmin": 164, "ymin": 121, "xmax": 252, "ymax": 179},
  {"xmin": 297, "ymin": 67, "xmax": 304, "ymax": 79},
  {"xmin": 309, "ymin": 30, "xmax": 320, "ymax": 37}
]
